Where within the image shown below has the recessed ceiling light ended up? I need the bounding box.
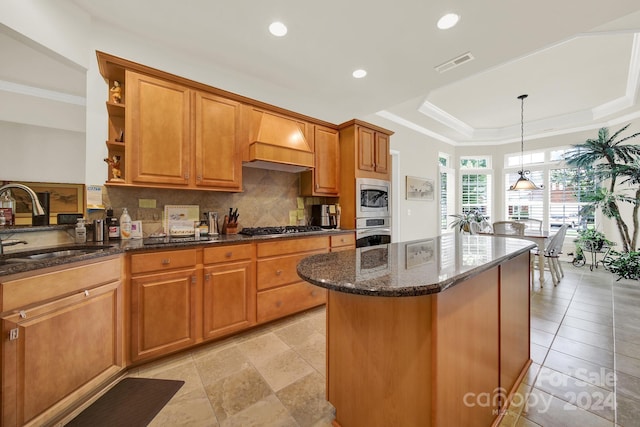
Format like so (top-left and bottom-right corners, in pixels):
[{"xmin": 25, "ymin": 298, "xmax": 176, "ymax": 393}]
[
  {"xmin": 437, "ymin": 13, "xmax": 459, "ymax": 30},
  {"xmin": 352, "ymin": 69, "xmax": 367, "ymax": 79},
  {"xmin": 269, "ymin": 21, "xmax": 288, "ymax": 37}
]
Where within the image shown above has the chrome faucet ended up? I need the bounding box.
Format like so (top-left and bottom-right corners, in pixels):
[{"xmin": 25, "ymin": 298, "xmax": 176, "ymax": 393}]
[
  {"xmin": 0, "ymin": 184, "xmax": 43, "ymax": 255},
  {"xmin": 0, "ymin": 183, "xmax": 46, "ymax": 216}
]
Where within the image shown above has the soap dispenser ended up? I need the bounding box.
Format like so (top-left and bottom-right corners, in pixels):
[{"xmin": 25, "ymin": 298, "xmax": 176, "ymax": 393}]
[
  {"xmin": 120, "ymin": 208, "xmax": 132, "ymax": 240},
  {"xmin": 75, "ymin": 218, "xmax": 87, "ymax": 243}
]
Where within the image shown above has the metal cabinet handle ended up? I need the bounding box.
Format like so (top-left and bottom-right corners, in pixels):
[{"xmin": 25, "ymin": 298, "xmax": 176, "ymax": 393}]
[
  {"xmin": 204, "ymin": 273, "xmax": 210, "ymax": 281},
  {"xmin": 161, "ymin": 259, "xmax": 170, "ymax": 265},
  {"xmin": 19, "ymin": 310, "xmax": 26, "ymax": 319},
  {"xmin": 84, "ymin": 290, "xmax": 90, "ymax": 297},
  {"xmin": 276, "ymin": 270, "xmax": 283, "ymax": 275},
  {"xmin": 226, "ymin": 252, "xmax": 233, "ymax": 258},
  {"xmin": 276, "ymin": 300, "xmax": 282, "ymax": 307}
]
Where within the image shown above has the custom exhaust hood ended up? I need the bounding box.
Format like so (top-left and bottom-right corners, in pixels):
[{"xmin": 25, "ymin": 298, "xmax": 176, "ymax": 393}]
[{"xmin": 242, "ymin": 108, "xmax": 314, "ymax": 173}]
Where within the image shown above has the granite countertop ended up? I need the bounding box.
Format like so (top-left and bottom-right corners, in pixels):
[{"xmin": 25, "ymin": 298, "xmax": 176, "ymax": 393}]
[
  {"xmin": 0, "ymin": 229, "xmax": 353, "ymax": 277},
  {"xmin": 297, "ymin": 234, "xmax": 536, "ymax": 297}
]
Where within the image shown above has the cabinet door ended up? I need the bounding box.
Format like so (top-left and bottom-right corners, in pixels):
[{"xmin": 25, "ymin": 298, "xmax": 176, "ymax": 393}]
[
  {"xmin": 357, "ymin": 126, "xmax": 376, "ymax": 172},
  {"xmin": 194, "ymin": 91, "xmax": 242, "ymax": 190},
  {"xmin": 127, "ymin": 71, "xmax": 191, "ymax": 185},
  {"xmin": 313, "ymin": 125, "xmax": 340, "ymax": 195},
  {"xmin": 2, "ymin": 282, "xmax": 122, "ymax": 427},
  {"xmin": 130, "ymin": 269, "xmax": 198, "ymax": 362},
  {"xmin": 374, "ymin": 132, "xmax": 390, "ymax": 174},
  {"xmin": 203, "ymin": 260, "xmax": 256, "ymax": 340}
]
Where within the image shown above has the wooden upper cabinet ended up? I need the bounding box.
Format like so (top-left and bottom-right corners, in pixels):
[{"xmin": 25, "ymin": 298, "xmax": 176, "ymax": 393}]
[
  {"xmin": 374, "ymin": 132, "xmax": 389, "ymax": 174},
  {"xmin": 300, "ymin": 125, "xmax": 340, "ymax": 196},
  {"xmin": 126, "ymin": 70, "xmax": 191, "ymax": 186},
  {"xmin": 339, "ymin": 119, "xmax": 393, "ymax": 181},
  {"xmin": 357, "ymin": 126, "xmax": 376, "ymax": 172},
  {"xmin": 194, "ymin": 91, "xmax": 242, "ymax": 191},
  {"xmin": 357, "ymin": 126, "xmax": 389, "ymax": 175}
]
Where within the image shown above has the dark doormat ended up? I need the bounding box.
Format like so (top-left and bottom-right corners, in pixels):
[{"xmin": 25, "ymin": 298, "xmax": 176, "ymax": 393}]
[{"xmin": 66, "ymin": 377, "xmax": 184, "ymax": 427}]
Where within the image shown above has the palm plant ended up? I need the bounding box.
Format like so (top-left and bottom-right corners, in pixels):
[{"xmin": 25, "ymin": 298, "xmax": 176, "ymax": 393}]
[{"xmin": 564, "ymin": 125, "xmax": 640, "ymax": 252}]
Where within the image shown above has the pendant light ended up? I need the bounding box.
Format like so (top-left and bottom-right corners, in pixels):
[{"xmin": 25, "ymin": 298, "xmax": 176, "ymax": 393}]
[{"xmin": 509, "ymin": 94, "xmax": 543, "ymax": 191}]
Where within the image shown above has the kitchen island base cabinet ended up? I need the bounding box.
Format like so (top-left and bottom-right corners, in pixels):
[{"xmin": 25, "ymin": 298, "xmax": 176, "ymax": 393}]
[{"xmin": 326, "ymin": 253, "xmax": 530, "ymax": 427}]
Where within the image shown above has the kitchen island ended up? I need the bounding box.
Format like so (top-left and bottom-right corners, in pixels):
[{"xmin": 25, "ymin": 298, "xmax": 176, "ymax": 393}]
[{"xmin": 297, "ymin": 234, "xmax": 536, "ymax": 427}]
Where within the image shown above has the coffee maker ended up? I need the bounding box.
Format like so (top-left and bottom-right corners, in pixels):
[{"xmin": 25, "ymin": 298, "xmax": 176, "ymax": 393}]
[{"xmin": 311, "ymin": 204, "xmax": 338, "ymax": 229}]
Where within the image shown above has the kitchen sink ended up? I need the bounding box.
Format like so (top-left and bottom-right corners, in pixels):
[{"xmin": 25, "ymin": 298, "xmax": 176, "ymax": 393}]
[{"xmin": 0, "ymin": 245, "xmax": 115, "ymax": 264}]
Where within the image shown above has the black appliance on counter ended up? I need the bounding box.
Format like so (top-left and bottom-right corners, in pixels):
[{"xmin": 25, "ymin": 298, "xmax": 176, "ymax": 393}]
[
  {"xmin": 310, "ymin": 204, "xmax": 338, "ymax": 229},
  {"xmin": 238, "ymin": 225, "xmax": 324, "ymax": 236}
]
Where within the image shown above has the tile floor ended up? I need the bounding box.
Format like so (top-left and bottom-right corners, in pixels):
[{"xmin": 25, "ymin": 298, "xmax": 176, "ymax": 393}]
[{"xmin": 127, "ymin": 261, "xmax": 640, "ymax": 427}]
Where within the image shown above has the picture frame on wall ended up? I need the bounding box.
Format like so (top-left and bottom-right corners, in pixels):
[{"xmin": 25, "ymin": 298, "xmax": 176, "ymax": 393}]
[
  {"xmin": 12, "ymin": 181, "xmax": 85, "ymax": 225},
  {"xmin": 406, "ymin": 176, "xmax": 434, "ymax": 201}
]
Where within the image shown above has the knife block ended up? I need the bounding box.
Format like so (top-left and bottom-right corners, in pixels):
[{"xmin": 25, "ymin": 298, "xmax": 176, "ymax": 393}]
[{"xmin": 222, "ymin": 221, "xmax": 238, "ymax": 235}]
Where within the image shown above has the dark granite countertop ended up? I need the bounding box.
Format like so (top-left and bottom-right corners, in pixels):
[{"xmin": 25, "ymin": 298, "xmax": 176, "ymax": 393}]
[
  {"xmin": 297, "ymin": 234, "xmax": 536, "ymax": 297},
  {"xmin": 0, "ymin": 229, "xmax": 353, "ymax": 277}
]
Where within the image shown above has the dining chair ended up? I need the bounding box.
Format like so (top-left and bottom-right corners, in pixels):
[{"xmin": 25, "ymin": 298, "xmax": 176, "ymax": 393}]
[
  {"xmin": 516, "ymin": 218, "xmax": 543, "ymax": 232},
  {"xmin": 492, "ymin": 221, "xmax": 525, "ymax": 236},
  {"xmin": 530, "ymin": 224, "xmax": 568, "ymax": 287}
]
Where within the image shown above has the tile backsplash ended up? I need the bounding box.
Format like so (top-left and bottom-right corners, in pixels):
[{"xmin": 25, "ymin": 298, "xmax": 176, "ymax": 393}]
[{"xmin": 91, "ymin": 167, "xmax": 333, "ymax": 236}]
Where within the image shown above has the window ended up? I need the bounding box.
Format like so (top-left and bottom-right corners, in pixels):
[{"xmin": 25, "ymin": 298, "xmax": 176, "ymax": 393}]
[
  {"xmin": 505, "ymin": 170, "xmax": 544, "ymax": 220},
  {"xmin": 505, "ymin": 151, "xmax": 545, "ymax": 168},
  {"xmin": 503, "ymin": 146, "xmax": 597, "ymax": 232},
  {"xmin": 549, "ymin": 167, "xmax": 596, "ymax": 231},
  {"xmin": 461, "ymin": 173, "xmax": 492, "ymax": 219},
  {"xmin": 439, "ymin": 153, "xmax": 455, "ymax": 231},
  {"xmin": 460, "ymin": 156, "xmax": 491, "ymax": 169}
]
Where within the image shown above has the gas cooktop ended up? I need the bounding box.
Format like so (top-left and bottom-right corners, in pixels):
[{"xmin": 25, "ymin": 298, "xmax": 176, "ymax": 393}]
[{"xmin": 238, "ymin": 225, "xmax": 325, "ymax": 236}]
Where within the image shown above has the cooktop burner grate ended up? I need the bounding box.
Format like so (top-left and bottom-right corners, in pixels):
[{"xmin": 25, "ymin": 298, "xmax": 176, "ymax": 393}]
[{"xmin": 238, "ymin": 225, "xmax": 324, "ymax": 236}]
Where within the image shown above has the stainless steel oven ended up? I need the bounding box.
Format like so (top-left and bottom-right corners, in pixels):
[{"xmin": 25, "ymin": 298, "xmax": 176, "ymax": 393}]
[
  {"xmin": 356, "ymin": 217, "xmax": 391, "ymax": 248},
  {"xmin": 356, "ymin": 178, "xmax": 390, "ymax": 218}
]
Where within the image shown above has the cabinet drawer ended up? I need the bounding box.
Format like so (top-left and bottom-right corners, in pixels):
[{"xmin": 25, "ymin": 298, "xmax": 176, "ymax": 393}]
[
  {"xmin": 257, "ymin": 236, "xmax": 329, "ymax": 258},
  {"xmin": 257, "ymin": 250, "xmax": 325, "ymax": 290},
  {"xmin": 131, "ymin": 249, "xmax": 197, "ymax": 275},
  {"xmin": 257, "ymin": 281, "xmax": 326, "ymax": 323},
  {"xmin": 331, "ymin": 233, "xmax": 355, "ymax": 248},
  {"xmin": 1, "ymin": 257, "xmax": 122, "ymax": 312},
  {"xmin": 204, "ymin": 244, "xmax": 253, "ymax": 265}
]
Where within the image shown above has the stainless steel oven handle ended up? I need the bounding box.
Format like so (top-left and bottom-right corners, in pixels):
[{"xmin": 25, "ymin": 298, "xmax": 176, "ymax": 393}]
[{"xmin": 357, "ymin": 228, "xmax": 391, "ymax": 237}]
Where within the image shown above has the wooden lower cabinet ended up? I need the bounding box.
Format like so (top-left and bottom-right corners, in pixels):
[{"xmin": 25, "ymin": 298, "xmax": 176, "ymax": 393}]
[
  {"xmin": 130, "ymin": 268, "xmax": 198, "ymax": 362},
  {"xmin": 257, "ymin": 282, "xmax": 326, "ymax": 323},
  {"xmin": 203, "ymin": 244, "xmax": 256, "ymax": 340},
  {"xmin": 256, "ymin": 236, "xmax": 329, "ymax": 322},
  {"xmin": 330, "ymin": 233, "xmax": 356, "ymax": 252},
  {"xmin": 1, "ymin": 258, "xmax": 123, "ymax": 427}
]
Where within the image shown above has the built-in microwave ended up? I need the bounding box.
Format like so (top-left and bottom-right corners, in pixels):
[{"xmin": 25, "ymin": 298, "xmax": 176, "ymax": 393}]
[{"xmin": 356, "ymin": 178, "xmax": 390, "ymax": 218}]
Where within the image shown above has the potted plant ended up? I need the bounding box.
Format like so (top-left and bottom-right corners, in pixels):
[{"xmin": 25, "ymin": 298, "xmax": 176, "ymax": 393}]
[
  {"xmin": 575, "ymin": 228, "xmax": 613, "ymax": 251},
  {"xmin": 564, "ymin": 124, "xmax": 640, "ymax": 252},
  {"xmin": 449, "ymin": 210, "xmax": 488, "ymax": 233},
  {"xmin": 604, "ymin": 250, "xmax": 640, "ymax": 281}
]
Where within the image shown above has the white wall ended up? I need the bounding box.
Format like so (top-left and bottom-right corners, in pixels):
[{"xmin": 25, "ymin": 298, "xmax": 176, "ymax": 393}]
[{"xmin": 0, "ymin": 121, "xmax": 85, "ymax": 182}]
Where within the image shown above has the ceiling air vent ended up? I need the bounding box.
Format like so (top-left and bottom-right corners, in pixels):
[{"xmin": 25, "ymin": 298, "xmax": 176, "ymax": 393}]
[{"xmin": 435, "ymin": 52, "xmax": 474, "ymax": 73}]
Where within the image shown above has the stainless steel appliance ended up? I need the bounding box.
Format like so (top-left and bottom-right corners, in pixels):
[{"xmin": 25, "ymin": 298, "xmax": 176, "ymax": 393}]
[
  {"xmin": 238, "ymin": 225, "xmax": 324, "ymax": 236},
  {"xmin": 356, "ymin": 178, "xmax": 390, "ymax": 218},
  {"xmin": 355, "ymin": 217, "xmax": 391, "ymax": 248},
  {"xmin": 311, "ymin": 204, "xmax": 338, "ymax": 229}
]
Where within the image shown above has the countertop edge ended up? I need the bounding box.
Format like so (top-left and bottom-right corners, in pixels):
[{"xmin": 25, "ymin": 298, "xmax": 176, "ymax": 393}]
[
  {"xmin": 297, "ymin": 237, "xmax": 536, "ymax": 297},
  {"xmin": 0, "ymin": 229, "xmax": 354, "ymax": 276}
]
